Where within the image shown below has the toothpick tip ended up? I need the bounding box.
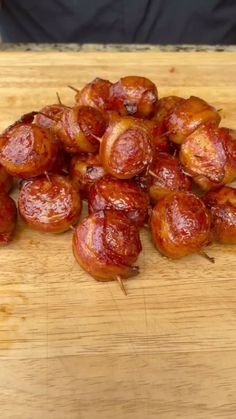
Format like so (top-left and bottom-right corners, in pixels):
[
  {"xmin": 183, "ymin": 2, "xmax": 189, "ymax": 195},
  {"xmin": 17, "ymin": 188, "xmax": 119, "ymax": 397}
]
[
  {"xmin": 199, "ymin": 249, "xmax": 215, "ymax": 264},
  {"xmin": 116, "ymin": 276, "xmax": 127, "ymax": 295},
  {"xmin": 68, "ymin": 85, "xmax": 80, "ymax": 93},
  {"xmin": 149, "ymin": 169, "xmax": 159, "ymax": 179}
]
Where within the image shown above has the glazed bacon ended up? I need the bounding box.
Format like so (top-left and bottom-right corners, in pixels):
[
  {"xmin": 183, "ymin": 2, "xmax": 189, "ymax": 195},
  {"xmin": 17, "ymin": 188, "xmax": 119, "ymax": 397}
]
[
  {"xmin": 50, "ymin": 149, "xmax": 70, "ymax": 175},
  {"xmin": 133, "ymin": 170, "xmax": 150, "ymax": 191},
  {"xmin": 149, "ymin": 153, "xmax": 192, "ymax": 202},
  {"xmin": 69, "ymin": 153, "xmax": 106, "ymax": 199},
  {"xmin": 0, "ymin": 113, "xmax": 58, "ymax": 179},
  {"xmin": 180, "ymin": 125, "xmax": 236, "ymax": 191},
  {"xmin": 0, "ymin": 193, "xmax": 17, "ymax": 244},
  {"xmin": 0, "ymin": 164, "xmax": 13, "ymax": 193},
  {"xmin": 53, "ymin": 105, "xmax": 106, "ymax": 153},
  {"xmin": 75, "ymin": 78, "xmax": 112, "ymax": 111},
  {"xmin": 100, "ymin": 114, "xmax": 153, "ymax": 179},
  {"xmin": 203, "ymin": 186, "xmax": 236, "ymax": 244},
  {"xmin": 88, "ymin": 174, "xmax": 150, "ymax": 227},
  {"xmin": 109, "ymin": 76, "xmax": 158, "ymax": 119},
  {"xmin": 18, "ymin": 175, "xmax": 81, "ymax": 233},
  {"xmin": 72, "ymin": 210, "xmax": 142, "ymax": 283},
  {"xmin": 34, "ymin": 104, "xmax": 66, "ymax": 130},
  {"xmin": 154, "ymin": 95, "xmax": 183, "ymax": 124},
  {"xmin": 143, "ymin": 119, "xmax": 170, "ymax": 157},
  {"xmin": 151, "ymin": 192, "xmax": 211, "ymax": 258},
  {"xmin": 2, "ymin": 74, "xmax": 236, "ymax": 294},
  {"xmin": 165, "ymin": 96, "xmax": 221, "ymax": 144}
]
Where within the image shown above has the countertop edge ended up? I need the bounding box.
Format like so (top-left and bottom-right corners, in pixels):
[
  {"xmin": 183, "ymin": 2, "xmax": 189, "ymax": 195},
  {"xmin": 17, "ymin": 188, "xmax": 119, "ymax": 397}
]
[{"xmin": 0, "ymin": 43, "xmax": 236, "ymax": 52}]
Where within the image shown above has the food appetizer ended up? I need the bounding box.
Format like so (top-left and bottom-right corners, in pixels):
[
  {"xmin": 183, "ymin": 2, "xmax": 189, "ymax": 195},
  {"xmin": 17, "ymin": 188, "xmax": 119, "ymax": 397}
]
[
  {"xmin": 0, "ymin": 74, "xmax": 235, "ymax": 294},
  {"xmin": 0, "ymin": 193, "xmax": 17, "ymax": 244}
]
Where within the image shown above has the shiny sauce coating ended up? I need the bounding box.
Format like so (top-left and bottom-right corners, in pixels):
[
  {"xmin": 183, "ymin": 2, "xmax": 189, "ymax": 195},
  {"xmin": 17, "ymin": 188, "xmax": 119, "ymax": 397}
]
[
  {"xmin": 75, "ymin": 78, "xmax": 113, "ymax": 111},
  {"xmin": 110, "ymin": 76, "xmax": 158, "ymax": 119},
  {"xmin": 69, "ymin": 153, "xmax": 106, "ymax": 199},
  {"xmin": 0, "ymin": 193, "xmax": 17, "ymax": 244},
  {"xmin": 73, "ymin": 210, "xmax": 142, "ymax": 281},
  {"xmin": 0, "ymin": 165, "xmax": 13, "ymax": 193},
  {"xmin": 151, "ymin": 192, "xmax": 211, "ymax": 258},
  {"xmin": 54, "ymin": 106, "xmax": 106, "ymax": 153},
  {"xmin": 203, "ymin": 186, "xmax": 236, "ymax": 244},
  {"xmin": 180, "ymin": 125, "xmax": 236, "ymax": 190},
  {"xmin": 165, "ymin": 96, "xmax": 221, "ymax": 144},
  {"xmin": 34, "ymin": 104, "xmax": 66, "ymax": 130},
  {"xmin": 88, "ymin": 174, "xmax": 150, "ymax": 227},
  {"xmin": 149, "ymin": 153, "xmax": 192, "ymax": 202},
  {"xmin": 0, "ymin": 123, "xmax": 58, "ymax": 178},
  {"xmin": 18, "ymin": 175, "xmax": 81, "ymax": 233},
  {"xmin": 100, "ymin": 115, "xmax": 153, "ymax": 179},
  {"xmin": 143, "ymin": 119, "xmax": 170, "ymax": 157},
  {"xmin": 154, "ymin": 95, "xmax": 183, "ymax": 124}
]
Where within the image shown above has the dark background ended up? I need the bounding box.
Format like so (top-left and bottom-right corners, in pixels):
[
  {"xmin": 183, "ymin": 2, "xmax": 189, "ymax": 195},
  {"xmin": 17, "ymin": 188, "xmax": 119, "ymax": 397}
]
[{"xmin": 0, "ymin": 0, "xmax": 236, "ymax": 44}]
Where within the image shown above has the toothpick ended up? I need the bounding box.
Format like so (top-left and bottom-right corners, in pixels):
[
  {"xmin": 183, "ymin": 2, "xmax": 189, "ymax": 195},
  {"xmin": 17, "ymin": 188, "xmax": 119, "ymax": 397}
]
[
  {"xmin": 44, "ymin": 172, "xmax": 52, "ymax": 183},
  {"xmin": 90, "ymin": 133, "xmax": 102, "ymax": 142},
  {"xmin": 160, "ymin": 130, "xmax": 173, "ymax": 138},
  {"xmin": 149, "ymin": 170, "xmax": 159, "ymax": 179},
  {"xmin": 68, "ymin": 85, "xmax": 80, "ymax": 93},
  {"xmin": 199, "ymin": 249, "xmax": 215, "ymax": 264},
  {"xmin": 56, "ymin": 92, "xmax": 62, "ymax": 105},
  {"xmin": 116, "ymin": 276, "xmax": 127, "ymax": 295}
]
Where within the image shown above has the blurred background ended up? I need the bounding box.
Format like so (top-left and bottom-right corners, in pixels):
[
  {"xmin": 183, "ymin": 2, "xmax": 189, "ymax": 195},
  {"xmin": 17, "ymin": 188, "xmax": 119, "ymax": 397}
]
[{"xmin": 0, "ymin": 0, "xmax": 235, "ymax": 44}]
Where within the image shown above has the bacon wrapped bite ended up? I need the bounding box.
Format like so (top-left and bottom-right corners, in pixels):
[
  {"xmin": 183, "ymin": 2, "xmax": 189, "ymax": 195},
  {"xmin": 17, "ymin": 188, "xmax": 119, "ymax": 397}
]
[
  {"xmin": 74, "ymin": 78, "xmax": 112, "ymax": 112},
  {"xmin": 203, "ymin": 186, "xmax": 236, "ymax": 244},
  {"xmin": 180, "ymin": 125, "xmax": 236, "ymax": 191},
  {"xmin": 0, "ymin": 113, "xmax": 58, "ymax": 179},
  {"xmin": 151, "ymin": 192, "xmax": 211, "ymax": 258},
  {"xmin": 18, "ymin": 175, "xmax": 81, "ymax": 233},
  {"xmin": 72, "ymin": 210, "xmax": 142, "ymax": 286},
  {"xmin": 88, "ymin": 174, "xmax": 150, "ymax": 227},
  {"xmin": 54, "ymin": 105, "xmax": 106, "ymax": 153},
  {"xmin": 165, "ymin": 96, "xmax": 221, "ymax": 145},
  {"xmin": 109, "ymin": 76, "xmax": 158, "ymax": 119},
  {"xmin": 100, "ymin": 114, "xmax": 153, "ymax": 179}
]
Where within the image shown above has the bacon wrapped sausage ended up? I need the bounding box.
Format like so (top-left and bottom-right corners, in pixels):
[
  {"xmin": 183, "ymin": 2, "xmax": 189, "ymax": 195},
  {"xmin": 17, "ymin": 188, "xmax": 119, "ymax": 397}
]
[
  {"xmin": 154, "ymin": 95, "xmax": 183, "ymax": 124},
  {"xmin": 72, "ymin": 210, "xmax": 142, "ymax": 283},
  {"xmin": 53, "ymin": 105, "xmax": 106, "ymax": 153},
  {"xmin": 18, "ymin": 175, "xmax": 81, "ymax": 233},
  {"xmin": 180, "ymin": 125, "xmax": 236, "ymax": 191},
  {"xmin": 165, "ymin": 96, "xmax": 221, "ymax": 144},
  {"xmin": 203, "ymin": 186, "xmax": 236, "ymax": 244},
  {"xmin": 88, "ymin": 174, "xmax": 150, "ymax": 227},
  {"xmin": 100, "ymin": 115, "xmax": 153, "ymax": 179},
  {"xmin": 75, "ymin": 78, "xmax": 112, "ymax": 111},
  {"xmin": 34, "ymin": 104, "xmax": 66, "ymax": 130},
  {"xmin": 109, "ymin": 76, "xmax": 158, "ymax": 119},
  {"xmin": 0, "ymin": 114, "xmax": 58, "ymax": 179},
  {"xmin": 151, "ymin": 192, "xmax": 211, "ymax": 258}
]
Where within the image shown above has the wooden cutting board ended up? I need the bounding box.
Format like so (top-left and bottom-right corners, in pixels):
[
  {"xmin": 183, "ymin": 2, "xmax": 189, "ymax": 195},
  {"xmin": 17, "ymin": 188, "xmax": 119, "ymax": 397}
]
[{"xmin": 0, "ymin": 51, "xmax": 236, "ymax": 419}]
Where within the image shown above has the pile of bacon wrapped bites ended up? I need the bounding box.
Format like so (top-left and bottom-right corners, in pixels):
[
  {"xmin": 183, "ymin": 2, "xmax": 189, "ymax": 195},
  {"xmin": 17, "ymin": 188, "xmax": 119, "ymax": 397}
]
[{"xmin": 0, "ymin": 76, "xmax": 236, "ymax": 293}]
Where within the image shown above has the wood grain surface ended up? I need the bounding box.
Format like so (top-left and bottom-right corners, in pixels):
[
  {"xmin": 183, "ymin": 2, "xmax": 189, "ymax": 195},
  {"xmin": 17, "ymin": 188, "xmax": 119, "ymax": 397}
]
[{"xmin": 0, "ymin": 51, "xmax": 236, "ymax": 419}]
